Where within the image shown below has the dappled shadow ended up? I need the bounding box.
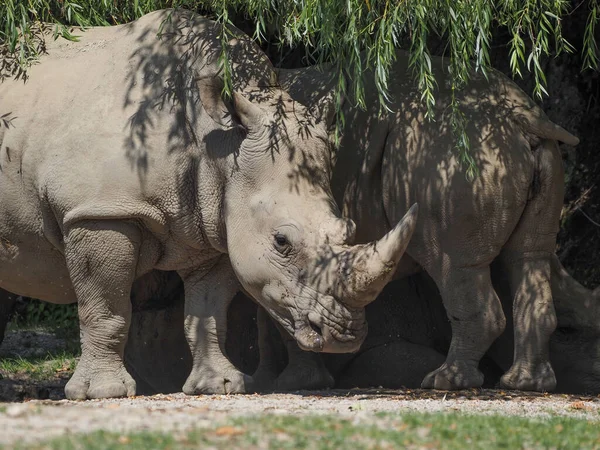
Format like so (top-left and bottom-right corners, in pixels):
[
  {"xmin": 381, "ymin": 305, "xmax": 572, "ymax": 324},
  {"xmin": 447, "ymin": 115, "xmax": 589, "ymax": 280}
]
[
  {"xmin": 118, "ymin": 9, "xmax": 331, "ymax": 190},
  {"xmin": 4, "ymin": 8, "xmax": 600, "ymax": 397},
  {"xmin": 0, "ymin": 112, "xmax": 17, "ymax": 173}
]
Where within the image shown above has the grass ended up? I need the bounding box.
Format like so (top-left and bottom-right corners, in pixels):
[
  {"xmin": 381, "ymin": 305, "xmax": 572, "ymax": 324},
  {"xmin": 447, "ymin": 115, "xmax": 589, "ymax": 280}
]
[
  {"xmin": 9, "ymin": 412, "xmax": 600, "ymax": 449},
  {"xmin": 0, "ymin": 351, "xmax": 78, "ymax": 381}
]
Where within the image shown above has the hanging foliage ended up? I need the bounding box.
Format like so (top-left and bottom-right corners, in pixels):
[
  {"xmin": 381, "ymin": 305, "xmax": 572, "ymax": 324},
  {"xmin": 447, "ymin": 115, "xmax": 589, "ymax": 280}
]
[{"xmin": 1, "ymin": 1, "xmax": 597, "ymax": 176}]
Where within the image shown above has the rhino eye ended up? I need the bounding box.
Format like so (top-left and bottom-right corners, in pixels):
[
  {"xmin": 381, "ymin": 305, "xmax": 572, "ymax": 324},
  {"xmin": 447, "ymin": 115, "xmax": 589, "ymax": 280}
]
[{"xmin": 273, "ymin": 233, "xmax": 291, "ymax": 253}]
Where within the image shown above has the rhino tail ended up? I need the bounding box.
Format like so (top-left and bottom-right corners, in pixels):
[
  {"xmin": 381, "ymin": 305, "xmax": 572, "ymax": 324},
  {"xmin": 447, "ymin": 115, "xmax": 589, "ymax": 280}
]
[{"xmin": 496, "ymin": 71, "xmax": 580, "ymax": 146}]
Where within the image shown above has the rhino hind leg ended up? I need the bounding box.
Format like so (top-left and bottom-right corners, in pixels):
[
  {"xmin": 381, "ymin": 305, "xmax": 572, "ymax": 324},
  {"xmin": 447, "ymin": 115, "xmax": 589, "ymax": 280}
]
[
  {"xmin": 64, "ymin": 221, "xmax": 139, "ymax": 400},
  {"xmin": 547, "ymin": 255, "xmax": 600, "ymax": 393},
  {"xmin": 497, "ymin": 258, "xmax": 557, "ymax": 391},
  {"xmin": 496, "ymin": 139, "xmax": 564, "ymax": 392},
  {"xmin": 0, "ymin": 289, "xmax": 17, "ymax": 347},
  {"xmin": 180, "ymin": 256, "xmax": 252, "ymax": 395},
  {"xmin": 550, "ymin": 254, "xmax": 600, "ymax": 335},
  {"xmin": 421, "ymin": 266, "xmax": 505, "ymax": 390}
]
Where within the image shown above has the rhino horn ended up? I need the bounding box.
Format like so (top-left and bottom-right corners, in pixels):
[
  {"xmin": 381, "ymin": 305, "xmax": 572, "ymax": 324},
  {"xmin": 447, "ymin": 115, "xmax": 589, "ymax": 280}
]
[{"xmin": 338, "ymin": 203, "xmax": 418, "ymax": 307}]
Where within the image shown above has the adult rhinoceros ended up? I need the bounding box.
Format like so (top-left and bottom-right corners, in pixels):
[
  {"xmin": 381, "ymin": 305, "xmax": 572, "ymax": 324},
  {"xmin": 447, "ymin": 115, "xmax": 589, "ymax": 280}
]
[
  {"xmin": 108, "ymin": 50, "xmax": 596, "ymax": 396},
  {"xmin": 0, "ymin": 10, "xmax": 419, "ymax": 399},
  {"xmin": 268, "ymin": 50, "xmax": 583, "ymax": 392}
]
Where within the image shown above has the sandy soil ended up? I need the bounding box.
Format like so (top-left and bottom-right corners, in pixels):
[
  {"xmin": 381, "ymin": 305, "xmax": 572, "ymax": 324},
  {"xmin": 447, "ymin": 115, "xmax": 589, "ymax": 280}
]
[
  {"xmin": 1, "ymin": 330, "xmax": 599, "ymax": 446},
  {"xmin": 1, "ymin": 389, "xmax": 599, "ymax": 445}
]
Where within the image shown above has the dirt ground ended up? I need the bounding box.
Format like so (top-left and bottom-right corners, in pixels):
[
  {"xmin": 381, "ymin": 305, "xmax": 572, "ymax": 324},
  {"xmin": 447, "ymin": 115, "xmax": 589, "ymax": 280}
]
[
  {"xmin": 1, "ymin": 332, "xmax": 600, "ymax": 446},
  {"xmin": 1, "ymin": 390, "xmax": 599, "ymax": 446}
]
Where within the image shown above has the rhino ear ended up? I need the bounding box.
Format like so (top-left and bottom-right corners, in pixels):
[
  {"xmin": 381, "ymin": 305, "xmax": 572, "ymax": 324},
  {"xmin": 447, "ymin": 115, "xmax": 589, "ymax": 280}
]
[
  {"xmin": 199, "ymin": 79, "xmax": 265, "ymax": 131},
  {"xmin": 320, "ymin": 89, "xmax": 340, "ymax": 129},
  {"xmin": 231, "ymin": 91, "xmax": 265, "ymax": 131},
  {"xmin": 198, "ymin": 78, "xmax": 236, "ymax": 128}
]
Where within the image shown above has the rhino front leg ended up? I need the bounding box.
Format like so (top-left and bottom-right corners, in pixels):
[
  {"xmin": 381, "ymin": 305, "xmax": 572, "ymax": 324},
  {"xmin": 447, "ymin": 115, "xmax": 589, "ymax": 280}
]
[
  {"xmin": 180, "ymin": 256, "xmax": 251, "ymax": 395},
  {"xmin": 252, "ymin": 306, "xmax": 283, "ymax": 391},
  {"xmin": 274, "ymin": 325, "xmax": 334, "ymax": 391},
  {"xmin": 422, "ymin": 266, "xmax": 506, "ymax": 390},
  {"xmin": 64, "ymin": 221, "xmax": 139, "ymax": 400},
  {"xmin": 253, "ymin": 306, "xmax": 333, "ymax": 392}
]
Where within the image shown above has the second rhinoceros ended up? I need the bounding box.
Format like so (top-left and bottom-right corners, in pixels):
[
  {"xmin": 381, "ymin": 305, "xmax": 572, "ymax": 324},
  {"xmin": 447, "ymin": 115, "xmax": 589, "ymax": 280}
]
[
  {"xmin": 0, "ymin": 10, "xmax": 418, "ymax": 399},
  {"xmin": 270, "ymin": 50, "xmax": 582, "ymax": 392}
]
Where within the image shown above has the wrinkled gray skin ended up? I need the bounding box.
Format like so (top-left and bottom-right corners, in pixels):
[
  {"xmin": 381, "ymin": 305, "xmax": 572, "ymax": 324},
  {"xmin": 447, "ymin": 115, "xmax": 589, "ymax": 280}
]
[
  {"xmin": 0, "ymin": 10, "xmax": 419, "ymax": 399},
  {"xmin": 112, "ymin": 51, "xmax": 599, "ymax": 395},
  {"xmin": 264, "ymin": 51, "xmax": 586, "ymax": 392}
]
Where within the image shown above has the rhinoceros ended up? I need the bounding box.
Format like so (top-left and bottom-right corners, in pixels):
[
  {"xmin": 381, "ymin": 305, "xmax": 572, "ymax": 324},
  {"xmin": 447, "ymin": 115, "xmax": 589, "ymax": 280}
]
[
  {"xmin": 267, "ymin": 51, "xmax": 584, "ymax": 392},
  {"xmin": 107, "ymin": 49, "xmax": 595, "ymax": 395},
  {"xmin": 0, "ymin": 10, "xmax": 419, "ymax": 399}
]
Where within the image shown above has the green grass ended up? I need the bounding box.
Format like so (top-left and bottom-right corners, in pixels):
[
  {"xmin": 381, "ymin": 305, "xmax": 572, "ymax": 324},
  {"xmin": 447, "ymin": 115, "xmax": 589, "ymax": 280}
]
[
  {"xmin": 0, "ymin": 352, "xmax": 77, "ymax": 381},
  {"xmin": 10, "ymin": 412, "xmax": 600, "ymax": 449}
]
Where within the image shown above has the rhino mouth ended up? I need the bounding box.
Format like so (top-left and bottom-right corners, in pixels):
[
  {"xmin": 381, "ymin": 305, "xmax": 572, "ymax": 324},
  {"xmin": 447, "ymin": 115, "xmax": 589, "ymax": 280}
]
[
  {"xmin": 291, "ymin": 309, "xmax": 368, "ymax": 353},
  {"xmin": 294, "ymin": 319, "xmax": 325, "ymax": 352},
  {"xmin": 261, "ymin": 283, "xmax": 368, "ymax": 353}
]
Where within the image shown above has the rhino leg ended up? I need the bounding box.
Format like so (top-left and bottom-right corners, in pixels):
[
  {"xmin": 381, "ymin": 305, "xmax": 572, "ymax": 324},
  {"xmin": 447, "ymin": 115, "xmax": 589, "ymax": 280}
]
[
  {"xmin": 180, "ymin": 256, "xmax": 252, "ymax": 394},
  {"xmin": 274, "ymin": 327, "xmax": 334, "ymax": 392},
  {"xmin": 495, "ymin": 140, "xmax": 563, "ymax": 392},
  {"xmin": 548, "ymin": 255, "xmax": 600, "ymax": 393},
  {"xmin": 497, "ymin": 258, "xmax": 556, "ymax": 391},
  {"xmin": 252, "ymin": 306, "xmax": 283, "ymax": 391},
  {"xmin": 0, "ymin": 289, "xmax": 17, "ymax": 347},
  {"xmin": 64, "ymin": 221, "xmax": 138, "ymax": 400},
  {"xmin": 421, "ymin": 266, "xmax": 505, "ymax": 390},
  {"xmin": 550, "ymin": 254, "xmax": 600, "ymax": 335},
  {"xmin": 253, "ymin": 306, "xmax": 334, "ymax": 391},
  {"xmin": 124, "ymin": 271, "xmax": 191, "ymax": 395}
]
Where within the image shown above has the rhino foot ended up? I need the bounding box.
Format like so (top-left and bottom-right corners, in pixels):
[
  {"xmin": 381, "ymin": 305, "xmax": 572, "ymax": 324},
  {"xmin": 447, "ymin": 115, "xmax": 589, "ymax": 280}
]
[
  {"xmin": 274, "ymin": 362, "xmax": 335, "ymax": 392},
  {"xmin": 421, "ymin": 361, "xmax": 484, "ymax": 390},
  {"xmin": 182, "ymin": 368, "xmax": 252, "ymax": 395},
  {"xmin": 499, "ymin": 361, "xmax": 556, "ymax": 392},
  {"xmin": 65, "ymin": 364, "xmax": 136, "ymax": 400},
  {"xmin": 251, "ymin": 367, "xmax": 279, "ymax": 393}
]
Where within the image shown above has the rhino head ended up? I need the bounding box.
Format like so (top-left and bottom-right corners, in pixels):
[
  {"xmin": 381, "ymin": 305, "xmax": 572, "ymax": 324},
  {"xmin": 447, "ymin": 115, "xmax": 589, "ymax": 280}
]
[{"xmin": 200, "ymin": 83, "xmax": 417, "ymax": 353}]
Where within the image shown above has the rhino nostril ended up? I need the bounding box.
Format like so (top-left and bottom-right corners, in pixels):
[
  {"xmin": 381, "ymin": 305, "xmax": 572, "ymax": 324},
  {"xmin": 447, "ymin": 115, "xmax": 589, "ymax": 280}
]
[{"xmin": 309, "ymin": 320, "xmax": 323, "ymax": 337}]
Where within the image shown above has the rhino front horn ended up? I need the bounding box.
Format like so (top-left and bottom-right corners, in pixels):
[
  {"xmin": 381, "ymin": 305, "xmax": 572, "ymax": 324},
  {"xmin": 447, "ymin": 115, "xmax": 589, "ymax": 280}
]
[{"xmin": 339, "ymin": 203, "xmax": 418, "ymax": 307}]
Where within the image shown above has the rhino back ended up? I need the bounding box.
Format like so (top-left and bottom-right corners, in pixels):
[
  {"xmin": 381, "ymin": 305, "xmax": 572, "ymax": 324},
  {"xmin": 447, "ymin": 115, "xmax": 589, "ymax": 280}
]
[
  {"xmin": 0, "ymin": 10, "xmax": 261, "ymax": 296},
  {"xmin": 334, "ymin": 52, "xmax": 537, "ymax": 274}
]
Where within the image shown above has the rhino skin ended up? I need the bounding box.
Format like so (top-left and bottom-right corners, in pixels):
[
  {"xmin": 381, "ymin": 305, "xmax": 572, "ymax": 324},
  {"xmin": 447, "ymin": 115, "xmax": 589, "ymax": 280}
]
[
  {"xmin": 0, "ymin": 10, "xmax": 420, "ymax": 399},
  {"xmin": 0, "ymin": 289, "xmax": 16, "ymax": 347},
  {"xmin": 114, "ymin": 49, "xmax": 598, "ymax": 395}
]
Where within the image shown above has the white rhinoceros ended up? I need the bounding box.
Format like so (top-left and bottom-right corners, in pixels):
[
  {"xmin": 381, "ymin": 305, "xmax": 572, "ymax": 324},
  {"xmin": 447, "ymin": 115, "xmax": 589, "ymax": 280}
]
[
  {"xmin": 269, "ymin": 50, "xmax": 582, "ymax": 392},
  {"xmin": 0, "ymin": 10, "xmax": 418, "ymax": 399}
]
